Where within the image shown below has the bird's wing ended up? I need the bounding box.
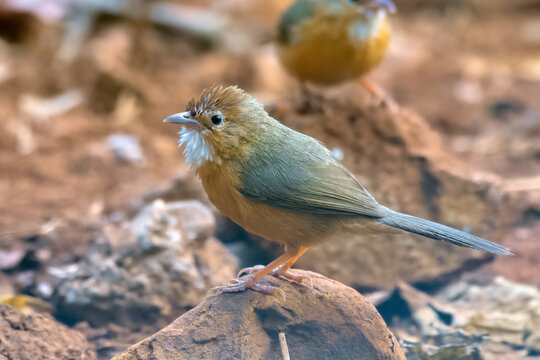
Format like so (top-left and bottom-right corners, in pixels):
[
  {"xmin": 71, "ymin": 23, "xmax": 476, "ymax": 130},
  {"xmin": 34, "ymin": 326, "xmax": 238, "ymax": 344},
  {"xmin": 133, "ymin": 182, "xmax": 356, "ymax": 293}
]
[
  {"xmin": 277, "ymin": 0, "xmax": 315, "ymax": 44},
  {"xmin": 238, "ymin": 135, "xmax": 383, "ymax": 217}
]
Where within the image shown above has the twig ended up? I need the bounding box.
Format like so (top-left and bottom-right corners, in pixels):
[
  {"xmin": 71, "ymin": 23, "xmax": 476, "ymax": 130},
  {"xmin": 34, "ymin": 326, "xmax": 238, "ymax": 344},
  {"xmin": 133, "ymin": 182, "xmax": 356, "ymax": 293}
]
[{"xmin": 279, "ymin": 332, "xmax": 290, "ymax": 360}]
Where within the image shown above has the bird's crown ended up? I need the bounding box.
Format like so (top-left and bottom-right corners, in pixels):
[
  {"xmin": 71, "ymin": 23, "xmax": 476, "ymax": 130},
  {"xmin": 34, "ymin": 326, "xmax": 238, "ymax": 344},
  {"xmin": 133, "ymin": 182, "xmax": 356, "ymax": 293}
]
[{"xmin": 186, "ymin": 85, "xmax": 255, "ymax": 117}]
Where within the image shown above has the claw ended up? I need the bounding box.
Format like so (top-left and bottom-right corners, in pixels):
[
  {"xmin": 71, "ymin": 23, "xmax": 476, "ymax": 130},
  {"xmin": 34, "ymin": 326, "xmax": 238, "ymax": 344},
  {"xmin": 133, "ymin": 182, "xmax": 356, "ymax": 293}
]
[
  {"xmin": 237, "ymin": 265, "xmax": 265, "ymax": 278},
  {"xmin": 207, "ymin": 286, "xmax": 220, "ymax": 296},
  {"xmin": 273, "ymin": 287, "xmax": 287, "ymax": 301},
  {"xmin": 272, "ymin": 266, "xmax": 313, "ymax": 287},
  {"xmin": 277, "ymin": 273, "xmax": 313, "ymax": 288},
  {"xmin": 358, "ymin": 78, "xmax": 399, "ymax": 113},
  {"xmin": 208, "ymin": 275, "xmax": 286, "ymax": 300}
]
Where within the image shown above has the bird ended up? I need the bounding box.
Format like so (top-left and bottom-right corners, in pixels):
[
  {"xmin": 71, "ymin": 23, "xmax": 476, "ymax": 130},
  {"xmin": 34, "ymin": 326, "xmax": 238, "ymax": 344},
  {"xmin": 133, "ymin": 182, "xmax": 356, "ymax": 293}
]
[
  {"xmin": 277, "ymin": 0, "xmax": 396, "ymax": 108},
  {"xmin": 164, "ymin": 85, "xmax": 512, "ymax": 297}
]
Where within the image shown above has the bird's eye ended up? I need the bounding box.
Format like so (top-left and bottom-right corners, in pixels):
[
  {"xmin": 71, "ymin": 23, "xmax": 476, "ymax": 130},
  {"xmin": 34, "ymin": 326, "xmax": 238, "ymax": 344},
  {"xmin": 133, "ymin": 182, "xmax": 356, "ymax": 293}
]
[{"xmin": 211, "ymin": 114, "xmax": 223, "ymax": 125}]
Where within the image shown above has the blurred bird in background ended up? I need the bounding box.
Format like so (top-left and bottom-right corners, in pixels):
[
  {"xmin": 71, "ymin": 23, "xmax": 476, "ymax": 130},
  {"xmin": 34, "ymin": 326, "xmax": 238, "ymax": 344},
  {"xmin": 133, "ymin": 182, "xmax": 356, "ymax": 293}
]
[
  {"xmin": 277, "ymin": 0, "xmax": 397, "ymax": 109},
  {"xmin": 164, "ymin": 85, "xmax": 511, "ymax": 298}
]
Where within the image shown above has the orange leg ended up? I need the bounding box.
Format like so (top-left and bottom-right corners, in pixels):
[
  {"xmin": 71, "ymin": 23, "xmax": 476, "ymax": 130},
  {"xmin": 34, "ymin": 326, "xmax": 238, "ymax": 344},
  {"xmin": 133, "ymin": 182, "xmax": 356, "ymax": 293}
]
[
  {"xmin": 272, "ymin": 246, "xmax": 312, "ymax": 286},
  {"xmin": 238, "ymin": 246, "xmax": 312, "ymax": 285},
  {"xmin": 252, "ymin": 253, "xmax": 292, "ymax": 281},
  {"xmin": 280, "ymin": 246, "xmax": 309, "ymax": 272},
  {"xmin": 237, "ymin": 246, "xmax": 310, "ymax": 278},
  {"xmin": 210, "ymin": 247, "xmax": 312, "ymax": 299},
  {"xmin": 358, "ymin": 78, "xmax": 399, "ymax": 112}
]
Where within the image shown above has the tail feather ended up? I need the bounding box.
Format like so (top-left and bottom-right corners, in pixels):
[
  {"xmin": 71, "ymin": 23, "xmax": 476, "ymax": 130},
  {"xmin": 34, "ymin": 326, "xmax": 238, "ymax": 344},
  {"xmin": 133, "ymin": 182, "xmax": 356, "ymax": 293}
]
[{"xmin": 379, "ymin": 208, "xmax": 512, "ymax": 255}]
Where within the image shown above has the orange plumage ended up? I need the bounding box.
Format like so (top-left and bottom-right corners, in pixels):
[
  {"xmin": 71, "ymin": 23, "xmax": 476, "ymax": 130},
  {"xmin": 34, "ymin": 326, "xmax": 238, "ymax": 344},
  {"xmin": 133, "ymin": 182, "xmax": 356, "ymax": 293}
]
[{"xmin": 277, "ymin": 0, "xmax": 396, "ymax": 106}]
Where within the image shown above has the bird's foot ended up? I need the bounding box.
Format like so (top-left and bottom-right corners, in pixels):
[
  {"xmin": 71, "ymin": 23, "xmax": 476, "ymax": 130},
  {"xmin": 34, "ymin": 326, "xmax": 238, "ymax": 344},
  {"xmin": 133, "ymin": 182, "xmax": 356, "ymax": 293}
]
[
  {"xmin": 237, "ymin": 265, "xmax": 265, "ymax": 278},
  {"xmin": 237, "ymin": 264, "xmax": 313, "ymax": 287},
  {"xmin": 208, "ymin": 275, "xmax": 286, "ymax": 300},
  {"xmin": 272, "ymin": 265, "xmax": 313, "ymax": 288},
  {"xmin": 358, "ymin": 78, "xmax": 399, "ymax": 113},
  {"xmin": 296, "ymin": 83, "xmax": 325, "ymax": 114},
  {"xmin": 374, "ymin": 95, "xmax": 399, "ymax": 113}
]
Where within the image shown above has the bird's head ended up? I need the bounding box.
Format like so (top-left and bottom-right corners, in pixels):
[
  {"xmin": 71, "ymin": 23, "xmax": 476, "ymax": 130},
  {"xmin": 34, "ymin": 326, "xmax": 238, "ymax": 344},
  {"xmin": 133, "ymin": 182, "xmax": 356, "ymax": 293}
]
[
  {"xmin": 362, "ymin": 0, "xmax": 396, "ymax": 13},
  {"xmin": 295, "ymin": 0, "xmax": 396, "ymax": 38},
  {"xmin": 302, "ymin": 0, "xmax": 395, "ymax": 23},
  {"xmin": 164, "ymin": 85, "xmax": 269, "ymax": 168},
  {"xmin": 336, "ymin": 0, "xmax": 396, "ymax": 14}
]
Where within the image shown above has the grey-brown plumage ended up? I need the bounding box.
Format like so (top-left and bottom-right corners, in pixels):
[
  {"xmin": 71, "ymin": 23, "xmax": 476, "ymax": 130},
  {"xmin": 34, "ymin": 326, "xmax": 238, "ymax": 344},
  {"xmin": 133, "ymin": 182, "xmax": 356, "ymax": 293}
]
[
  {"xmin": 379, "ymin": 208, "xmax": 510, "ymax": 254},
  {"xmin": 237, "ymin": 115, "xmax": 511, "ymax": 255},
  {"xmin": 239, "ymin": 126, "xmax": 382, "ymax": 217}
]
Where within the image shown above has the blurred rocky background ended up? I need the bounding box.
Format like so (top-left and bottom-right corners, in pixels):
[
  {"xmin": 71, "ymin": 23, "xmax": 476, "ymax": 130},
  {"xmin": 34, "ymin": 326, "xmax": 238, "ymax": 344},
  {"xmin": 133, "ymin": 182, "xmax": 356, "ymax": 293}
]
[{"xmin": 0, "ymin": 0, "xmax": 539, "ymax": 359}]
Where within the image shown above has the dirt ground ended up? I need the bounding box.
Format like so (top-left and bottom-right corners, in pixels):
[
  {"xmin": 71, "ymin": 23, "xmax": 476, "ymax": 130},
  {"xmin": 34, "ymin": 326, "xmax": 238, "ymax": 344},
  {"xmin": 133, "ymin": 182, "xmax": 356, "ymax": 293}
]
[{"xmin": 0, "ymin": 1, "xmax": 539, "ymax": 289}]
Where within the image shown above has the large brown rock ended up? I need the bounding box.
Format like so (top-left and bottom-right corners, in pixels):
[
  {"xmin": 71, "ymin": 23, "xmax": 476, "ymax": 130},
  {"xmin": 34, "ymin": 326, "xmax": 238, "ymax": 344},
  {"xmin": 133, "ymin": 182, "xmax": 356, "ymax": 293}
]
[
  {"xmin": 113, "ymin": 270, "xmax": 405, "ymax": 360},
  {"xmin": 0, "ymin": 304, "xmax": 96, "ymax": 360}
]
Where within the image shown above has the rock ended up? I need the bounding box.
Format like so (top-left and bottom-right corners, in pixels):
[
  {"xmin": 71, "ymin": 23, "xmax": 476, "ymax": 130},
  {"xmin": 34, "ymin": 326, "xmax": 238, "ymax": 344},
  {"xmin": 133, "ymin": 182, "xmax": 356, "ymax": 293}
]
[
  {"xmin": 143, "ymin": 167, "xmax": 209, "ymax": 205},
  {"xmin": 0, "ymin": 248, "xmax": 25, "ymax": 270},
  {"xmin": 113, "ymin": 270, "xmax": 405, "ymax": 360},
  {"xmin": 401, "ymin": 330, "xmax": 486, "ymax": 360},
  {"xmin": 2, "ymin": 0, "xmax": 67, "ymax": 23},
  {"xmin": 0, "ymin": 4, "xmax": 42, "ymax": 44},
  {"xmin": 375, "ymin": 276, "xmax": 540, "ymax": 358},
  {"xmin": 19, "ymin": 90, "xmax": 83, "ymax": 121},
  {"xmin": 256, "ymin": 92, "xmax": 512, "ymax": 290},
  {"xmin": 490, "ymin": 218, "xmax": 540, "ymax": 288},
  {"xmin": 0, "ymin": 294, "xmax": 52, "ymax": 314},
  {"xmin": 375, "ymin": 283, "xmax": 455, "ymax": 338},
  {"xmin": 442, "ymin": 277, "xmax": 540, "ymax": 356},
  {"xmin": 372, "ymin": 283, "xmax": 490, "ymax": 358},
  {"xmin": 51, "ymin": 200, "xmax": 238, "ymax": 329},
  {"xmin": 0, "ymin": 304, "xmax": 96, "ymax": 360},
  {"xmin": 106, "ymin": 134, "xmax": 145, "ymax": 167},
  {"xmin": 0, "ymin": 273, "xmax": 14, "ymax": 295}
]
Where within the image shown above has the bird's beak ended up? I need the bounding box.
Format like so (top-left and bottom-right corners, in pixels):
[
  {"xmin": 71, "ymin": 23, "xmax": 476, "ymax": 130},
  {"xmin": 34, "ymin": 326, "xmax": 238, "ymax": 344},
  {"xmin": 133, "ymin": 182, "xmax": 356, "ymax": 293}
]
[
  {"xmin": 163, "ymin": 111, "xmax": 200, "ymax": 129},
  {"xmin": 369, "ymin": 0, "xmax": 396, "ymax": 13}
]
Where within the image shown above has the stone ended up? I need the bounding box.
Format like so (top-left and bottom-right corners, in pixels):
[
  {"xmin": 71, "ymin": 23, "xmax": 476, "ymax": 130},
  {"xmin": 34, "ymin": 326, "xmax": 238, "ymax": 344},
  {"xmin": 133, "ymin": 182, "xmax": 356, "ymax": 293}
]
[
  {"xmin": 0, "ymin": 248, "xmax": 25, "ymax": 270},
  {"xmin": 106, "ymin": 134, "xmax": 145, "ymax": 167},
  {"xmin": 375, "ymin": 282, "xmax": 455, "ymax": 338},
  {"xmin": 143, "ymin": 168, "xmax": 208, "ymax": 205},
  {"xmin": 445, "ymin": 277, "xmax": 540, "ymax": 356},
  {"xmin": 113, "ymin": 270, "xmax": 405, "ymax": 360},
  {"xmin": 401, "ymin": 330, "xmax": 486, "ymax": 360},
  {"xmin": 51, "ymin": 200, "xmax": 238, "ymax": 329},
  {"xmin": 378, "ymin": 276, "xmax": 540, "ymax": 358},
  {"xmin": 0, "ymin": 304, "xmax": 96, "ymax": 360}
]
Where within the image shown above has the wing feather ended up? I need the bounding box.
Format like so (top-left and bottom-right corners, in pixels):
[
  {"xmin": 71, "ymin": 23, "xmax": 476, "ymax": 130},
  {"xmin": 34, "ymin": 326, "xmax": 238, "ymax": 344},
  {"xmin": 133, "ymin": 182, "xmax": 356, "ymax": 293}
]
[{"xmin": 238, "ymin": 133, "xmax": 383, "ymax": 218}]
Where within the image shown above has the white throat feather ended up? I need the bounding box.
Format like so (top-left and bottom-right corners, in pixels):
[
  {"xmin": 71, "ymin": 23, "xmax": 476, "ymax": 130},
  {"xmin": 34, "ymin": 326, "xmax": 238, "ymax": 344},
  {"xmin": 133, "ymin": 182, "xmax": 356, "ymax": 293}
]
[{"xmin": 178, "ymin": 127, "xmax": 217, "ymax": 168}]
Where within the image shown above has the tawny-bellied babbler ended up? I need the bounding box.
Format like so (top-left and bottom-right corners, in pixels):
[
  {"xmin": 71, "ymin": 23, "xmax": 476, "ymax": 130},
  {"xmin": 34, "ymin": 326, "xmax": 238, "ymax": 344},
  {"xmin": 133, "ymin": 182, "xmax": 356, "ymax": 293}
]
[
  {"xmin": 277, "ymin": 0, "xmax": 396, "ymax": 107},
  {"xmin": 164, "ymin": 86, "xmax": 511, "ymax": 297}
]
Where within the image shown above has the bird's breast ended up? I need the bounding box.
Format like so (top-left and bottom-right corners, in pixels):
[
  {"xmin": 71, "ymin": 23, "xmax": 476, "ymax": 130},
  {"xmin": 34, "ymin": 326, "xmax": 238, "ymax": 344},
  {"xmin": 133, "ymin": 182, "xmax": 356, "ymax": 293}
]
[
  {"xmin": 197, "ymin": 162, "xmax": 244, "ymax": 221},
  {"xmin": 197, "ymin": 161, "xmax": 340, "ymax": 248}
]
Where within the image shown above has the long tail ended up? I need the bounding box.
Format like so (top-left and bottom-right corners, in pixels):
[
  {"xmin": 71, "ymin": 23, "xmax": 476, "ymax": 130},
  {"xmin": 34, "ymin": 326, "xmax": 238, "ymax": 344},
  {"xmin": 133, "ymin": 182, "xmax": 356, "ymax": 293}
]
[{"xmin": 379, "ymin": 207, "xmax": 512, "ymax": 255}]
